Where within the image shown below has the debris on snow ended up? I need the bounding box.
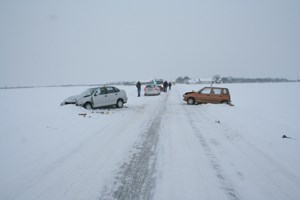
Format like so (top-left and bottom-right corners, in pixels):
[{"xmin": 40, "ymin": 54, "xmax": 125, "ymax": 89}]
[
  {"xmin": 78, "ymin": 113, "xmax": 87, "ymax": 117},
  {"xmin": 282, "ymin": 135, "xmax": 295, "ymax": 139}
]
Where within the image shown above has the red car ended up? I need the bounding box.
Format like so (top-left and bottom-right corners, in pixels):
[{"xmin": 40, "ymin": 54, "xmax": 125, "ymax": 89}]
[{"xmin": 183, "ymin": 87, "xmax": 231, "ymax": 105}]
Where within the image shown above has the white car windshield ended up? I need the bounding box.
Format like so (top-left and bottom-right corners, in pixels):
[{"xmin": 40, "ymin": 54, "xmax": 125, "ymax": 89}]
[{"xmin": 80, "ymin": 88, "xmax": 97, "ymax": 97}]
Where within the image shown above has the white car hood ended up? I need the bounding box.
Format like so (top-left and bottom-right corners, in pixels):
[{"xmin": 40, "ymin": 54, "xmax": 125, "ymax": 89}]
[
  {"xmin": 64, "ymin": 95, "xmax": 81, "ymax": 102},
  {"xmin": 61, "ymin": 94, "xmax": 88, "ymax": 105}
]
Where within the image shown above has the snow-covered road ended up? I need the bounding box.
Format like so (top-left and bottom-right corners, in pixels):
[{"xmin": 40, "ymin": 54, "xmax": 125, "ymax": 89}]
[{"xmin": 1, "ymin": 83, "xmax": 300, "ymax": 200}]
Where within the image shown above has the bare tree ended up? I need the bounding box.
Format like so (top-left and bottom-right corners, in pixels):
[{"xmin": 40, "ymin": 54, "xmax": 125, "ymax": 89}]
[{"xmin": 212, "ymin": 74, "xmax": 221, "ymax": 83}]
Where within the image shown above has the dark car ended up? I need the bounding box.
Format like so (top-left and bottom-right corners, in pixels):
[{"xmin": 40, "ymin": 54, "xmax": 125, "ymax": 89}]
[{"xmin": 152, "ymin": 79, "xmax": 165, "ymax": 92}]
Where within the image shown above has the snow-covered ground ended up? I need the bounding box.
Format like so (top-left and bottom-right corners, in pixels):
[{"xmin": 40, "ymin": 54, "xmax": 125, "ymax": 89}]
[{"xmin": 0, "ymin": 83, "xmax": 299, "ymax": 200}]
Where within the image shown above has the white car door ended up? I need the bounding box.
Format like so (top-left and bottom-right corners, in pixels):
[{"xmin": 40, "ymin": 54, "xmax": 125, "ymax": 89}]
[
  {"xmin": 93, "ymin": 87, "xmax": 109, "ymax": 107},
  {"xmin": 106, "ymin": 87, "xmax": 119, "ymax": 105}
]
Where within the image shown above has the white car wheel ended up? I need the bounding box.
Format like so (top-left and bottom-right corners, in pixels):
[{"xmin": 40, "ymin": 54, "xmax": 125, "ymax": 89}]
[
  {"xmin": 84, "ymin": 103, "xmax": 92, "ymax": 110},
  {"xmin": 116, "ymin": 99, "xmax": 123, "ymax": 108}
]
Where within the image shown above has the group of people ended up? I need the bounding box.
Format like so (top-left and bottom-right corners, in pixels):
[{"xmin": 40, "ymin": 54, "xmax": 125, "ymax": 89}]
[
  {"xmin": 136, "ymin": 80, "xmax": 172, "ymax": 97},
  {"xmin": 163, "ymin": 80, "xmax": 172, "ymax": 92}
]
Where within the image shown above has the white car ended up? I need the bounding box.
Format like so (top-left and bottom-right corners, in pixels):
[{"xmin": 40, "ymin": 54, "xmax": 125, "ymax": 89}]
[
  {"xmin": 144, "ymin": 84, "xmax": 161, "ymax": 96},
  {"xmin": 61, "ymin": 86, "xmax": 128, "ymax": 109}
]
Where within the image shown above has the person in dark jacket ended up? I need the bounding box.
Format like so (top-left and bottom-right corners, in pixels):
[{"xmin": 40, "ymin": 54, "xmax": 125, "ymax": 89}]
[
  {"xmin": 136, "ymin": 81, "xmax": 141, "ymax": 97},
  {"xmin": 163, "ymin": 81, "xmax": 168, "ymax": 92},
  {"xmin": 168, "ymin": 82, "xmax": 172, "ymax": 90}
]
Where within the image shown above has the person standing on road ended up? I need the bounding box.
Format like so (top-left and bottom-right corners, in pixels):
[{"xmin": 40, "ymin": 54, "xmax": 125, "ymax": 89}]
[
  {"xmin": 136, "ymin": 81, "xmax": 141, "ymax": 97},
  {"xmin": 168, "ymin": 82, "xmax": 172, "ymax": 90},
  {"xmin": 163, "ymin": 81, "xmax": 168, "ymax": 92}
]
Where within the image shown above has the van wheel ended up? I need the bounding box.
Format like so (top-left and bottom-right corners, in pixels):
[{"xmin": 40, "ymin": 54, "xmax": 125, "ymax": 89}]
[
  {"xmin": 84, "ymin": 102, "xmax": 93, "ymax": 110},
  {"xmin": 187, "ymin": 98, "xmax": 195, "ymax": 105},
  {"xmin": 116, "ymin": 99, "xmax": 124, "ymax": 108}
]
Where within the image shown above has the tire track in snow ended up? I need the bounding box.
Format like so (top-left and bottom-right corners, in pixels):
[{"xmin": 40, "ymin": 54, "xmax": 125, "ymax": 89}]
[
  {"xmin": 202, "ymin": 108, "xmax": 300, "ymax": 200},
  {"xmin": 99, "ymin": 94, "xmax": 169, "ymax": 200},
  {"xmin": 182, "ymin": 105, "xmax": 240, "ymax": 200},
  {"xmin": 193, "ymin": 106, "xmax": 300, "ymax": 200},
  {"xmin": 18, "ymin": 105, "xmax": 150, "ymax": 200}
]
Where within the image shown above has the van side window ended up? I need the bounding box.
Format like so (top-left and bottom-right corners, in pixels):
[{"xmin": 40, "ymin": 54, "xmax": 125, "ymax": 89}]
[
  {"xmin": 223, "ymin": 89, "xmax": 228, "ymax": 95},
  {"xmin": 200, "ymin": 88, "xmax": 211, "ymax": 94},
  {"xmin": 213, "ymin": 88, "xmax": 222, "ymax": 95}
]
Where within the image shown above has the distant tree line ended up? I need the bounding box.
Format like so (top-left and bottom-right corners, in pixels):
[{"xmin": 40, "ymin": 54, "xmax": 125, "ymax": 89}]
[
  {"xmin": 175, "ymin": 75, "xmax": 291, "ymax": 84},
  {"xmin": 220, "ymin": 77, "xmax": 289, "ymax": 83}
]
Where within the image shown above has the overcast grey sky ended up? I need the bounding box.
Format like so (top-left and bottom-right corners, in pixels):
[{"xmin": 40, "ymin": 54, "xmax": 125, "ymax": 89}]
[{"xmin": 1, "ymin": 0, "xmax": 299, "ymax": 86}]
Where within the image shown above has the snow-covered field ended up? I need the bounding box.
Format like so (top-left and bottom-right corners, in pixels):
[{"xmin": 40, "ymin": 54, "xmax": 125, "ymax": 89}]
[{"xmin": 0, "ymin": 83, "xmax": 300, "ymax": 200}]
